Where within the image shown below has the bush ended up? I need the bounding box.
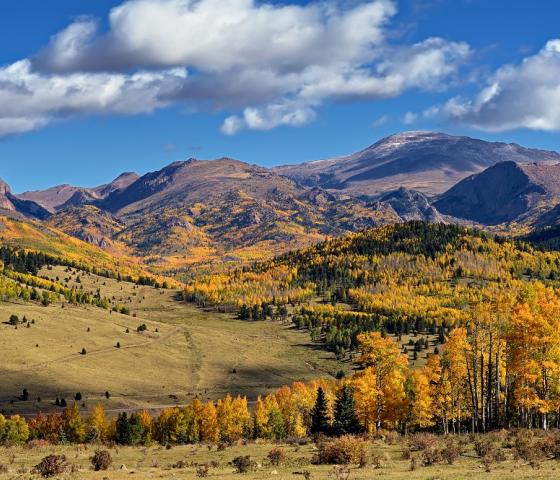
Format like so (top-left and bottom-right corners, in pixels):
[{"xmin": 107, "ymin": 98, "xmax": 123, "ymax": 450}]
[
  {"xmin": 408, "ymin": 433, "xmax": 439, "ymax": 452},
  {"xmin": 232, "ymin": 456, "xmax": 255, "ymax": 473},
  {"xmin": 313, "ymin": 435, "xmax": 368, "ymax": 465},
  {"xmin": 25, "ymin": 439, "xmax": 51, "ymax": 449},
  {"xmin": 33, "ymin": 455, "xmax": 68, "ymax": 478},
  {"xmin": 512, "ymin": 431, "xmax": 543, "ymax": 468},
  {"xmin": 267, "ymin": 447, "xmax": 286, "ymax": 466},
  {"xmin": 474, "ymin": 437, "xmax": 505, "ymax": 464},
  {"xmin": 380, "ymin": 429, "xmax": 401, "ymax": 445},
  {"xmin": 441, "ymin": 438, "xmax": 462, "ymax": 465},
  {"xmin": 539, "ymin": 430, "xmax": 560, "ymax": 459},
  {"xmin": 421, "ymin": 442, "xmax": 443, "ymax": 466},
  {"xmin": 196, "ymin": 463, "xmax": 210, "ymax": 477},
  {"xmin": 91, "ymin": 450, "xmax": 112, "ymax": 471}
]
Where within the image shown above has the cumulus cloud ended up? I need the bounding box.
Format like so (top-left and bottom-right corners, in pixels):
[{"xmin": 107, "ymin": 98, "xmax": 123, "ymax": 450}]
[
  {"xmin": 35, "ymin": 0, "xmax": 395, "ymax": 73},
  {"xmin": 430, "ymin": 39, "xmax": 560, "ymax": 131},
  {"xmin": 0, "ymin": 0, "xmax": 472, "ymax": 136},
  {"xmin": 0, "ymin": 59, "xmax": 187, "ymax": 136}
]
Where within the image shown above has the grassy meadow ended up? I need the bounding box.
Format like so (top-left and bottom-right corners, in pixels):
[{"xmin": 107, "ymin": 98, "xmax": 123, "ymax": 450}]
[
  {"xmin": 0, "ymin": 266, "xmax": 345, "ymax": 416},
  {"xmin": 0, "ymin": 434, "xmax": 559, "ymax": 479}
]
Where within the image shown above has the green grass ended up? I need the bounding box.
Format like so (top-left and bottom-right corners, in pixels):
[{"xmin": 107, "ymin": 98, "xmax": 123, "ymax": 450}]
[
  {"xmin": 0, "ymin": 438, "xmax": 558, "ymax": 479},
  {"xmin": 0, "ymin": 266, "xmax": 346, "ymax": 415}
]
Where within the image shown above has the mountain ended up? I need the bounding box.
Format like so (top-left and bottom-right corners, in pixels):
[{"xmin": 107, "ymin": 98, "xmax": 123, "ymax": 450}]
[
  {"xmin": 17, "ymin": 172, "xmax": 139, "ymax": 212},
  {"xmin": 28, "ymin": 159, "xmax": 405, "ymax": 271},
  {"xmin": 0, "ymin": 179, "xmax": 51, "ymax": 220},
  {"xmin": 376, "ymin": 188, "xmax": 446, "ymax": 223},
  {"xmin": 274, "ymin": 131, "xmax": 560, "ymax": 196},
  {"xmin": 434, "ymin": 161, "xmax": 560, "ymax": 226},
  {"xmin": 47, "ymin": 205, "xmax": 127, "ymax": 251}
]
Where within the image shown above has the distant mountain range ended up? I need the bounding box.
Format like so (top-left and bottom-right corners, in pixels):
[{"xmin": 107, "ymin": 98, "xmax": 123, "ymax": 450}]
[
  {"xmin": 275, "ymin": 131, "xmax": 560, "ymax": 196},
  {"xmin": 4, "ymin": 131, "xmax": 560, "ymax": 273}
]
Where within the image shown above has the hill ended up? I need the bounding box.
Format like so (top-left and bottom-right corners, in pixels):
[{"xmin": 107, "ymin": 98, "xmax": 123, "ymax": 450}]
[
  {"xmin": 32, "ymin": 159, "xmax": 413, "ymax": 273},
  {"xmin": 0, "ymin": 213, "xmax": 158, "ymax": 282},
  {"xmin": 434, "ymin": 161, "xmax": 560, "ymax": 226},
  {"xmin": 17, "ymin": 172, "xmax": 139, "ymax": 212},
  {"xmin": 185, "ymin": 222, "xmax": 560, "ymax": 360},
  {"xmin": 0, "ymin": 180, "xmax": 50, "ymax": 220},
  {"xmin": 0, "ymin": 261, "xmax": 345, "ymax": 416},
  {"xmin": 274, "ymin": 131, "xmax": 560, "ymax": 196}
]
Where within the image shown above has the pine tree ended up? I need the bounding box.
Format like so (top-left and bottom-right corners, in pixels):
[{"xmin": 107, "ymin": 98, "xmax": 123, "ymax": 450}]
[
  {"xmin": 310, "ymin": 387, "xmax": 330, "ymax": 435},
  {"xmin": 332, "ymin": 384, "xmax": 361, "ymax": 436}
]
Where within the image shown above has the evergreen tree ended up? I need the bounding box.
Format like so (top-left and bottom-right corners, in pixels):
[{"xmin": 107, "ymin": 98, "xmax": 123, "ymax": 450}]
[
  {"xmin": 310, "ymin": 387, "xmax": 330, "ymax": 435},
  {"xmin": 332, "ymin": 384, "xmax": 361, "ymax": 436},
  {"xmin": 116, "ymin": 412, "xmax": 129, "ymax": 444}
]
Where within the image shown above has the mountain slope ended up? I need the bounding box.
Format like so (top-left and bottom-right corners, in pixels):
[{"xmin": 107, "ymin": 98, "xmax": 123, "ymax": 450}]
[
  {"xmin": 17, "ymin": 172, "xmax": 139, "ymax": 212},
  {"xmin": 96, "ymin": 158, "xmax": 403, "ymax": 269},
  {"xmin": 275, "ymin": 131, "xmax": 560, "ymax": 196},
  {"xmin": 434, "ymin": 161, "xmax": 560, "ymax": 225},
  {"xmin": 0, "ymin": 179, "xmax": 51, "ymax": 220}
]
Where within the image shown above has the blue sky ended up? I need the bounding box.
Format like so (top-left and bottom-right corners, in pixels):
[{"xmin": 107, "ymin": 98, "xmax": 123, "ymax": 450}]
[{"xmin": 1, "ymin": 0, "xmax": 560, "ymax": 192}]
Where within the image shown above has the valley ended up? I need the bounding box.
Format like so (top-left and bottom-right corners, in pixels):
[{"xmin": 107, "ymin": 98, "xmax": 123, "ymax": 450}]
[{"xmin": 0, "ymin": 265, "xmax": 343, "ymax": 416}]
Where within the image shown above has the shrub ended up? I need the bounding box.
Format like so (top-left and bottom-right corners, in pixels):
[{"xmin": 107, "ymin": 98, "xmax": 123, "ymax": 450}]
[
  {"xmin": 442, "ymin": 438, "xmax": 463, "ymax": 465},
  {"xmin": 381, "ymin": 429, "xmax": 401, "ymax": 445},
  {"xmin": 232, "ymin": 455, "xmax": 255, "ymax": 473},
  {"xmin": 313, "ymin": 435, "xmax": 368, "ymax": 465},
  {"xmin": 91, "ymin": 450, "xmax": 112, "ymax": 471},
  {"xmin": 267, "ymin": 447, "xmax": 286, "ymax": 466},
  {"xmin": 33, "ymin": 455, "xmax": 68, "ymax": 478},
  {"xmin": 421, "ymin": 442, "xmax": 443, "ymax": 466},
  {"xmin": 539, "ymin": 430, "xmax": 560, "ymax": 459},
  {"xmin": 408, "ymin": 432, "xmax": 439, "ymax": 452},
  {"xmin": 474, "ymin": 436, "xmax": 505, "ymax": 464},
  {"xmin": 512, "ymin": 431, "xmax": 543, "ymax": 468},
  {"xmin": 25, "ymin": 439, "xmax": 51, "ymax": 449},
  {"xmin": 196, "ymin": 463, "xmax": 210, "ymax": 477}
]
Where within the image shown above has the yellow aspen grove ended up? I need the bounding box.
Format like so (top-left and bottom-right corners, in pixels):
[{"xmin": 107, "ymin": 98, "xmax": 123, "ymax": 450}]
[
  {"xmin": 443, "ymin": 327, "xmax": 469, "ymax": 433},
  {"xmin": 231, "ymin": 395, "xmax": 251, "ymax": 440},
  {"xmin": 351, "ymin": 367, "xmax": 380, "ymax": 433},
  {"xmin": 507, "ymin": 287, "xmax": 560, "ymax": 429},
  {"xmin": 409, "ymin": 369, "xmax": 436, "ymax": 429},
  {"xmin": 199, "ymin": 401, "xmax": 220, "ymax": 442},
  {"xmin": 137, "ymin": 410, "xmax": 154, "ymax": 443},
  {"xmin": 253, "ymin": 396, "xmax": 268, "ymax": 439},
  {"xmin": 355, "ymin": 332, "xmax": 408, "ymax": 429},
  {"xmin": 217, "ymin": 394, "xmax": 251, "ymax": 441},
  {"xmin": 88, "ymin": 404, "xmax": 108, "ymax": 441},
  {"xmin": 424, "ymin": 353, "xmax": 453, "ymax": 434}
]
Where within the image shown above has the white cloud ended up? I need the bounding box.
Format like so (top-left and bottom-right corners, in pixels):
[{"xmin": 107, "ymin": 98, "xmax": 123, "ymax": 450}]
[
  {"xmin": 403, "ymin": 111, "xmax": 418, "ymax": 124},
  {"xmin": 0, "ymin": 0, "xmax": 472, "ymax": 136},
  {"xmin": 431, "ymin": 39, "xmax": 560, "ymax": 131},
  {"xmin": 222, "ymin": 101, "xmax": 317, "ymax": 134},
  {"xmin": 372, "ymin": 115, "xmax": 389, "ymax": 127},
  {"xmin": 0, "ymin": 59, "xmax": 187, "ymax": 136},
  {"xmin": 36, "ymin": 0, "xmax": 395, "ymax": 73}
]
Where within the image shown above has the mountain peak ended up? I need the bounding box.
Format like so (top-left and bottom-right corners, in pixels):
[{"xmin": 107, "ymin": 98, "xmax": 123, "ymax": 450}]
[
  {"xmin": 275, "ymin": 131, "xmax": 560, "ymax": 196},
  {"xmin": 434, "ymin": 160, "xmax": 560, "ymax": 225}
]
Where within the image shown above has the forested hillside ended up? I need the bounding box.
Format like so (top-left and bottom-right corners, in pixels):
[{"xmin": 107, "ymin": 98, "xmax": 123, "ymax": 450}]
[{"xmin": 185, "ymin": 222, "xmax": 560, "ymax": 431}]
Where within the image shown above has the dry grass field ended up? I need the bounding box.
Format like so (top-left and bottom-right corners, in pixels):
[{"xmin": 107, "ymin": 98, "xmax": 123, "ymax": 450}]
[
  {"xmin": 0, "ymin": 436, "xmax": 558, "ymax": 479},
  {"xmin": 0, "ymin": 266, "xmax": 346, "ymax": 416}
]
